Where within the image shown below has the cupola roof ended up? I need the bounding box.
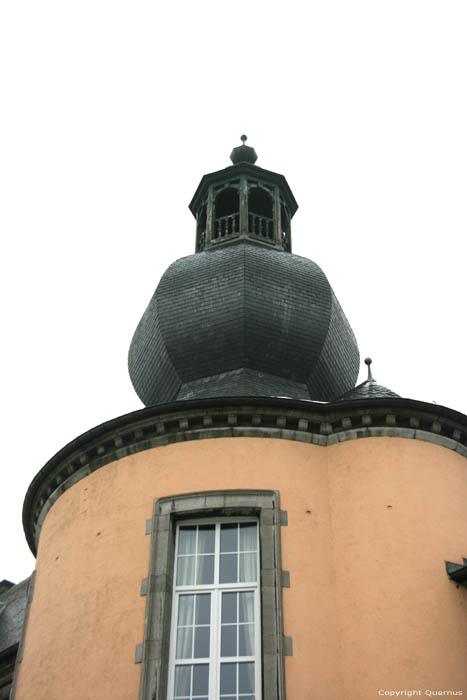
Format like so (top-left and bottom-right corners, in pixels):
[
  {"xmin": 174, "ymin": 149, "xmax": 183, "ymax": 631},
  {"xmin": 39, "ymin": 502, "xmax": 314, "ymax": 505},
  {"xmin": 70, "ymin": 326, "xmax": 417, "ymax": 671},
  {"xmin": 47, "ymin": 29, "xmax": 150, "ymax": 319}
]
[
  {"xmin": 128, "ymin": 139, "xmax": 360, "ymax": 406},
  {"xmin": 230, "ymin": 134, "xmax": 258, "ymax": 164},
  {"xmin": 338, "ymin": 358, "xmax": 400, "ymax": 400}
]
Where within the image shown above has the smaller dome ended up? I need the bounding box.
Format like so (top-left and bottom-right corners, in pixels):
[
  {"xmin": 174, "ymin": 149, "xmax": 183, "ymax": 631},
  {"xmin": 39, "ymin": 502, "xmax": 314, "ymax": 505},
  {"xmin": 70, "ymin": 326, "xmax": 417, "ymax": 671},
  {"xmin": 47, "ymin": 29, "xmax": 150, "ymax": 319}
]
[
  {"xmin": 230, "ymin": 135, "xmax": 258, "ymax": 164},
  {"xmin": 338, "ymin": 358, "xmax": 400, "ymax": 401}
]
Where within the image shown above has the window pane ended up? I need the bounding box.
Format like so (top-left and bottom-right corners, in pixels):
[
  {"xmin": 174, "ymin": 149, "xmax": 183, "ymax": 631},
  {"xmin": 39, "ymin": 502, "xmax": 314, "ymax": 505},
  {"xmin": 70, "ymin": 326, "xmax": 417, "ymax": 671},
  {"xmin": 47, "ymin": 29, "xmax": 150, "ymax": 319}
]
[
  {"xmin": 195, "ymin": 594, "xmax": 210, "ymax": 625},
  {"xmin": 222, "ymin": 592, "xmax": 237, "ymax": 624},
  {"xmin": 177, "ymin": 556, "xmax": 196, "ymax": 585},
  {"xmin": 239, "ymin": 662, "xmax": 255, "ymax": 694},
  {"xmin": 192, "ymin": 664, "xmax": 209, "ymax": 695},
  {"xmin": 220, "ymin": 553, "xmax": 237, "ymax": 583},
  {"xmin": 178, "ymin": 527, "xmax": 197, "ymax": 555},
  {"xmin": 239, "ymin": 624, "xmax": 254, "ymax": 656},
  {"xmin": 194, "ymin": 627, "xmax": 210, "ymax": 658},
  {"xmin": 197, "ymin": 525, "xmax": 215, "ymax": 554},
  {"xmin": 220, "ymin": 524, "xmax": 238, "ymax": 553},
  {"xmin": 172, "ymin": 520, "xmax": 260, "ymax": 700},
  {"xmin": 238, "ymin": 592, "xmax": 254, "ymax": 623},
  {"xmin": 178, "ymin": 596, "xmax": 194, "ymax": 626},
  {"xmin": 221, "ymin": 625, "xmax": 236, "ymax": 657},
  {"xmin": 196, "ymin": 555, "xmax": 214, "ymax": 585},
  {"xmin": 239, "ymin": 523, "xmax": 257, "ymax": 552},
  {"xmin": 239, "ymin": 553, "xmax": 256, "ymax": 582},
  {"xmin": 176, "ymin": 626, "xmax": 193, "ymax": 659},
  {"xmin": 174, "ymin": 665, "xmax": 191, "ymax": 697},
  {"xmin": 220, "ymin": 663, "xmax": 236, "ymax": 695}
]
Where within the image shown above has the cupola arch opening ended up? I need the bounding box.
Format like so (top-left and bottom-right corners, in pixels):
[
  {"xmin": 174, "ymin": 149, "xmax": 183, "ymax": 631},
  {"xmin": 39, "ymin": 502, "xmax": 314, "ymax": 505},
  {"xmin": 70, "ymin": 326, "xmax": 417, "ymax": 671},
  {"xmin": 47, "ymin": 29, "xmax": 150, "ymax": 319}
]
[
  {"xmin": 247, "ymin": 185, "xmax": 274, "ymax": 242},
  {"xmin": 213, "ymin": 185, "xmax": 240, "ymax": 240}
]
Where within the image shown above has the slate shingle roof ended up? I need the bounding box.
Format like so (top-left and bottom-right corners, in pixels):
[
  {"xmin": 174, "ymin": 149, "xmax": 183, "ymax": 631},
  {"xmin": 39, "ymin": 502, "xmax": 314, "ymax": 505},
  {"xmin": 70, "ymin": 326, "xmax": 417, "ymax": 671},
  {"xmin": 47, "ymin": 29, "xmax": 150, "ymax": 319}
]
[
  {"xmin": 338, "ymin": 379, "xmax": 400, "ymax": 400},
  {"xmin": 0, "ymin": 578, "xmax": 29, "ymax": 656},
  {"xmin": 129, "ymin": 239, "xmax": 359, "ymax": 405},
  {"xmin": 338, "ymin": 358, "xmax": 400, "ymax": 401}
]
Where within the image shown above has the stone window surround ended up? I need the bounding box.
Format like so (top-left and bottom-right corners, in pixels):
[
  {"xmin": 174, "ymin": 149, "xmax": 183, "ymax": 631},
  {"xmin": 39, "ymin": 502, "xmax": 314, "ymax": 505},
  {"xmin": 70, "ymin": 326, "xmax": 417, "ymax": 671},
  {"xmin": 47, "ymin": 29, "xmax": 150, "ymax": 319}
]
[{"xmin": 137, "ymin": 490, "xmax": 290, "ymax": 700}]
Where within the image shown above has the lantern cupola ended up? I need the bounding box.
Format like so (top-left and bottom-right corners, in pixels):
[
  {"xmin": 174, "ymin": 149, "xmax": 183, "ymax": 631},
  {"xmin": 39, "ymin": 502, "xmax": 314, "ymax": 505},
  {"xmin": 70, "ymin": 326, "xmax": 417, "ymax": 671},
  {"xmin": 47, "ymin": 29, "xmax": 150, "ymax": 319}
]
[{"xmin": 189, "ymin": 136, "xmax": 297, "ymax": 253}]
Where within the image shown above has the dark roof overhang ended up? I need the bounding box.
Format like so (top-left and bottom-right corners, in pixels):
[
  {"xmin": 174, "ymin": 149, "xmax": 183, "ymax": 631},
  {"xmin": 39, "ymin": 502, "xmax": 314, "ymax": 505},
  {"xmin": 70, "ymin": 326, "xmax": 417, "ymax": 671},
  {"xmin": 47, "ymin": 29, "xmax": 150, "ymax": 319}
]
[
  {"xmin": 189, "ymin": 162, "xmax": 298, "ymax": 217},
  {"xmin": 445, "ymin": 560, "xmax": 467, "ymax": 586}
]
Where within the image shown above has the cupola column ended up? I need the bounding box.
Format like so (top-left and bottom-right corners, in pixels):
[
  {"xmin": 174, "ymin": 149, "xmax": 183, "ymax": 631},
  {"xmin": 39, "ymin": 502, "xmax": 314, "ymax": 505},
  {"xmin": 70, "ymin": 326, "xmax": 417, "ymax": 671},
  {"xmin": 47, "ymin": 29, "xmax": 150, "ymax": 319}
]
[
  {"xmin": 273, "ymin": 185, "xmax": 281, "ymax": 247},
  {"xmin": 206, "ymin": 186, "xmax": 214, "ymax": 246},
  {"xmin": 240, "ymin": 176, "xmax": 248, "ymax": 235}
]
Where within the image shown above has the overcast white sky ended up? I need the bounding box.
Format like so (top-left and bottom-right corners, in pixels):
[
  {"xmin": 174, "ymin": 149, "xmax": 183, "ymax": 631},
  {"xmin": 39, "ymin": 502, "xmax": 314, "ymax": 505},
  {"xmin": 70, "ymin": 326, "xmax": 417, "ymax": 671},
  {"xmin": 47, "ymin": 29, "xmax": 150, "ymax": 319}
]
[{"xmin": 1, "ymin": 1, "xmax": 466, "ymax": 582}]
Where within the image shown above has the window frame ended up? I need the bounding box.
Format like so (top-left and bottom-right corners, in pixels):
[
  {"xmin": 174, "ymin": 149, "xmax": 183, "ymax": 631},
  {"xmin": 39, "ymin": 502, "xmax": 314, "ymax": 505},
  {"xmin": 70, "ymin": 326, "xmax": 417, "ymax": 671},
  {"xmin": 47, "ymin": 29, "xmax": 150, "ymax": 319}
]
[{"xmin": 138, "ymin": 490, "xmax": 287, "ymax": 700}]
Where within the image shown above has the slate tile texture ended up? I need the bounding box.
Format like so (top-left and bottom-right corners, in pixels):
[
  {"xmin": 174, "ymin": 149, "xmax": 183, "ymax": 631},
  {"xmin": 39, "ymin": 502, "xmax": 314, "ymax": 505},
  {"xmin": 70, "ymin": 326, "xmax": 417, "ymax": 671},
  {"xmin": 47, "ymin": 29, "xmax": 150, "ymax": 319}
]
[{"xmin": 129, "ymin": 240, "xmax": 359, "ymax": 405}]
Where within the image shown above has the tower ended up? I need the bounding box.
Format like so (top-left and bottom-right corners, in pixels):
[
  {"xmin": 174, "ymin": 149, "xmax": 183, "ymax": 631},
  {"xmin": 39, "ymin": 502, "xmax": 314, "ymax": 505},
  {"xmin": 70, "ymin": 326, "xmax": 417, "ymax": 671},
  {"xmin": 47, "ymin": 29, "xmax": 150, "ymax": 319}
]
[{"xmin": 4, "ymin": 140, "xmax": 467, "ymax": 700}]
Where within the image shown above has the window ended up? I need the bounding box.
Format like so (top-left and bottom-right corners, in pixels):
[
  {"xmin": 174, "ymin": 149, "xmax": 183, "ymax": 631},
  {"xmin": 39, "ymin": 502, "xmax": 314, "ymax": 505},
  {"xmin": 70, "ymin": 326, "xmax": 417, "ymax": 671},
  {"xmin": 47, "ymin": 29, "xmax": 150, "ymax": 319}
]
[
  {"xmin": 168, "ymin": 520, "xmax": 261, "ymax": 700},
  {"xmin": 138, "ymin": 491, "xmax": 288, "ymax": 700}
]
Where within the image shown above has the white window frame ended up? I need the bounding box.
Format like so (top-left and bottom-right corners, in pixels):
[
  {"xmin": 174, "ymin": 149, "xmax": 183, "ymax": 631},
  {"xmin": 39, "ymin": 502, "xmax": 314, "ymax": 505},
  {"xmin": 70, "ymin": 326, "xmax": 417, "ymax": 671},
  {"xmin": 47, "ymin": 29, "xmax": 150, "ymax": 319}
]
[{"xmin": 167, "ymin": 518, "xmax": 262, "ymax": 700}]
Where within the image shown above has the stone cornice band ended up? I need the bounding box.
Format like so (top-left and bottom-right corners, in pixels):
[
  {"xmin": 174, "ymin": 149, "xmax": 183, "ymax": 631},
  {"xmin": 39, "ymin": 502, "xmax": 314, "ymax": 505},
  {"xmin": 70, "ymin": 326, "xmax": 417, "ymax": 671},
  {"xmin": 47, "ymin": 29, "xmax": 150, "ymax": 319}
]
[{"xmin": 23, "ymin": 396, "xmax": 467, "ymax": 556}]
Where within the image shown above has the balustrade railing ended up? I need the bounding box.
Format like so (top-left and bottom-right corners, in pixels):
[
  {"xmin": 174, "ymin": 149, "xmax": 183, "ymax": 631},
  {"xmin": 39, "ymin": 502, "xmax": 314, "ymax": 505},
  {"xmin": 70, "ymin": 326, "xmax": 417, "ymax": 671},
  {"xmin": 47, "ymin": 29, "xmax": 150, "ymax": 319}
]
[
  {"xmin": 248, "ymin": 213, "xmax": 274, "ymax": 241},
  {"xmin": 213, "ymin": 213, "xmax": 239, "ymax": 239},
  {"xmin": 212, "ymin": 213, "xmax": 275, "ymax": 243}
]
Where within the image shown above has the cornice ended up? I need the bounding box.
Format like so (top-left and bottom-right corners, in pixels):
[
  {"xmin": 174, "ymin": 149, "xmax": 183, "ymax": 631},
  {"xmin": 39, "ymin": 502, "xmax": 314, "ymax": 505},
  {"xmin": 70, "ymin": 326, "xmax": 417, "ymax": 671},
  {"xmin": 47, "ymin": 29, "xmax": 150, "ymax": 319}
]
[{"xmin": 23, "ymin": 396, "xmax": 467, "ymax": 556}]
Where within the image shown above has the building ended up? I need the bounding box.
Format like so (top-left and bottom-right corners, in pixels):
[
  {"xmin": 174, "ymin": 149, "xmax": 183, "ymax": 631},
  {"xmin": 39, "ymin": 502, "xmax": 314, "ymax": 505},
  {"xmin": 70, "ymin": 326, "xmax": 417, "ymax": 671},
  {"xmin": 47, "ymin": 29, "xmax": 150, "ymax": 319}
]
[{"xmin": 1, "ymin": 139, "xmax": 467, "ymax": 699}]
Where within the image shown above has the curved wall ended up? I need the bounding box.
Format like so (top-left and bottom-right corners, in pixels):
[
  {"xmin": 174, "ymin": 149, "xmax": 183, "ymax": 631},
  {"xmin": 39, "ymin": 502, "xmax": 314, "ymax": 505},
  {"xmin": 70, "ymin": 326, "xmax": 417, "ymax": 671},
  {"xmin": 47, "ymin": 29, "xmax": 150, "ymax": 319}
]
[{"xmin": 15, "ymin": 437, "xmax": 467, "ymax": 700}]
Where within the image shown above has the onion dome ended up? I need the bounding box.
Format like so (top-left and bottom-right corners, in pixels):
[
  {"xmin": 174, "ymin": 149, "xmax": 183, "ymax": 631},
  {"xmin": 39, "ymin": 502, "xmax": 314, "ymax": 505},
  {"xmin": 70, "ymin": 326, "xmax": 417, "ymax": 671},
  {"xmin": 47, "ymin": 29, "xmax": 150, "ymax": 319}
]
[
  {"xmin": 338, "ymin": 358, "xmax": 400, "ymax": 400},
  {"xmin": 128, "ymin": 140, "xmax": 360, "ymax": 405}
]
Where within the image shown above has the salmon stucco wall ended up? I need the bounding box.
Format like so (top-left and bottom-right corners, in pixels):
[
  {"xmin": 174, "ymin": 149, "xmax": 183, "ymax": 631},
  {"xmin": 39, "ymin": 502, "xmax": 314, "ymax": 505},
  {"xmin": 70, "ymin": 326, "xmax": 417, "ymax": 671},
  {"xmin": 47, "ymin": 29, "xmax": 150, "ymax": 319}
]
[{"xmin": 15, "ymin": 436, "xmax": 467, "ymax": 700}]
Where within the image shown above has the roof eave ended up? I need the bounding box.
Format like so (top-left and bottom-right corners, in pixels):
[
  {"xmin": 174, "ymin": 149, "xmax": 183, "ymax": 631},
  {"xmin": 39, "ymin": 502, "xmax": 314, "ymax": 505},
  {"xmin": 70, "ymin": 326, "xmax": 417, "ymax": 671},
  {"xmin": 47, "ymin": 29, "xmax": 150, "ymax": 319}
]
[{"xmin": 188, "ymin": 162, "xmax": 298, "ymax": 218}]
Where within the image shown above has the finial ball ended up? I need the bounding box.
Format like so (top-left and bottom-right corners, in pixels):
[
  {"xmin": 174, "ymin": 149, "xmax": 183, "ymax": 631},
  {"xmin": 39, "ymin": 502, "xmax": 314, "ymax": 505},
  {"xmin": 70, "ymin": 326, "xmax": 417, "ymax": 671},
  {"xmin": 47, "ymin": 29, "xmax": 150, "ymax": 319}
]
[
  {"xmin": 240, "ymin": 134, "xmax": 247, "ymax": 144},
  {"xmin": 364, "ymin": 357, "xmax": 372, "ymax": 366}
]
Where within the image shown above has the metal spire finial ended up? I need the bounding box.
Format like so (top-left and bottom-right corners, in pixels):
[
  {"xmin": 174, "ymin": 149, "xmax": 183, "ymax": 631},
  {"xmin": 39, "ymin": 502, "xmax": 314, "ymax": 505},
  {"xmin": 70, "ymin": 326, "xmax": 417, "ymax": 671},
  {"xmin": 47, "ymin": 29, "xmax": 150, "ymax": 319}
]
[
  {"xmin": 364, "ymin": 357, "xmax": 375, "ymax": 382},
  {"xmin": 240, "ymin": 134, "xmax": 247, "ymax": 145}
]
